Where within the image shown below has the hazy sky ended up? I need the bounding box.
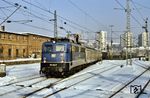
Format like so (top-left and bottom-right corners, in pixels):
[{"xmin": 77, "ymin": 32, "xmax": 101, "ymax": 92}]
[{"xmin": 0, "ymin": 0, "xmax": 150, "ymax": 43}]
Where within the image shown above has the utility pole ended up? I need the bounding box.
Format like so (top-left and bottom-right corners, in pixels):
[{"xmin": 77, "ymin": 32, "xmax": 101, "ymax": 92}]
[
  {"xmin": 125, "ymin": 0, "xmax": 132, "ymax": 65},
  {"xmin": 109, "ymin": 25, "xmax": 114, "ymax": 59},
  {"xmin": 142, "ymin": 18, "xmax": 149, "ymax": 60},
  {"xmin": 54, "ymin": 10, "xmax": 57, "ymax": 38},
  {"xmin": 50, "ymin": 10, "xmax": 57, "ymax": 39}
]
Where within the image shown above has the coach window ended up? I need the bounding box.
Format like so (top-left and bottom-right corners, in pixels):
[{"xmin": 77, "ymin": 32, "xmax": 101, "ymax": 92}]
[{"xmin": 75, "ymin": 46, "xmax": 79, "ymax": 52}]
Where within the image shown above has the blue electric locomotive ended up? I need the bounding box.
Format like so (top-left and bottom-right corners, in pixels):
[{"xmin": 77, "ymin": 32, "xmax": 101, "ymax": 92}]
[{"xmin": 40, "ymin": 39, "xmax": 101, "ymax": 76}]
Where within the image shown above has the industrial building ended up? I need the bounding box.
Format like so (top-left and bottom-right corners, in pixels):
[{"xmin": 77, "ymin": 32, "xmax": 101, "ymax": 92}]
[{"xmin": 0, "ymin": 29, "xmax": 52, "ymax": 60}]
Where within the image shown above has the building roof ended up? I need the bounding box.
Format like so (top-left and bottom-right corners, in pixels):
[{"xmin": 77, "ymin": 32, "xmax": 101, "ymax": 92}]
[{"xmin": 0, "ymin": 31, "xmax": 52, "ymax": 38}]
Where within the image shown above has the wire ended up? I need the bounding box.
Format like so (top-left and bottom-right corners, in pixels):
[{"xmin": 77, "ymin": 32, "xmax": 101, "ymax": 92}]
[
  {"xmin": 68, "ymin": 0, "xmax": 107, "ymax": 28},
  {"xmin": 131, "ymin": 0, "xmax": 145, "ymax": 21},
  {"xmin": 131, "ymin": 13, "xmax": 142, "ymax": 26},
  {"xmin": 0, "ymin": 0, "xmax": 54, "ymax": 33},
  {"xmin": 133, "ymin": 1, "xmax": 150, "ymax": 10},
  {"xmin": 115, "ymin": 0, "xmax": 142, "ymax": 28},
  {"xmin": 0, "ymin": 5, "xmax": 21, "ymax": 25},
  {"xmin": 21, "ymin": 23, "xmax": 53, "ymax": 32},
  {"xmin": 1, "ymin": 0, "xmax": 55, "ymax": 26},
  {"xmin": 0, "ymin": 9, "xmax": 8, "ymax": 17},
  {"xmin": 22, "ymin": 0, "xmax": 95, "ymax": 33},
  {"xmin": 115, "ymin": 0, "xmax": 126, "ymax": 10}
]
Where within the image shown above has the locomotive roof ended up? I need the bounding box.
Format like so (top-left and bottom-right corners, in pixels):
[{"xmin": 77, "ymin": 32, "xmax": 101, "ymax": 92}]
[{"xmin": 43, "ymin": 38, "xmax": 100, "ymax": 51}]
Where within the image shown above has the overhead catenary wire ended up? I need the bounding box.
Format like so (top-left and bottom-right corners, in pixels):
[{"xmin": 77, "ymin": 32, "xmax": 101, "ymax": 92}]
[
  {"xmin": 131, "ymin": 13, "xmax": 142, "ymax": 27},
  {"xmin": 0, "ymin": 5, "xmax": 21, "ymax": 25},
  {"xmin": 0, "ymin": 8, "xmax": 8, "ymax": 17},
  {"xmin": 131, "ymin": 0, "xmax": 145, "ymax": 21},
  {"xmin": 115, "ymin": 0, "xmax": 142, "ymax": 28},
  {"xmin": 22, "ymin": 0, "xmax": 95, "ymax": 33},
  {"xmin": 133, "ymin": 1, "xmax": 150, "ymax": 10},
  {"xmin": 0, "ymin": 0, "xmax": 54, "ymax": 33},
  {"xmin": 1, "ymin": 0, "xmax": 54, "ymax": 25},
  {"xmin": 68, "ymin": 0, "xmax": 108, "ymax": 29},
  {"xmin": 131, "ymin": 1, "xmax": 150, "ymax": 27},
  {"xmin": 0, "ymin": 0, "xmax": 59, "ymax": 32},
  {"xmin": 115, "ymin": 0, "xmax": 126, "ymax": 10},
  {"xmin": 0, "ymin": 0, "xmax": 84, "ymax": 37}
]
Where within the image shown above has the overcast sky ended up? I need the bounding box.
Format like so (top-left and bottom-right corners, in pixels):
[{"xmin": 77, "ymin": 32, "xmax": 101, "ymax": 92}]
[{"xmin": 0, "ymin": 0, "xmax": 150, "ymax": 43}]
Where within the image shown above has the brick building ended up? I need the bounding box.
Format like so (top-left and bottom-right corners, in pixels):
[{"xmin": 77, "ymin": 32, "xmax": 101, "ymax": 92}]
[{"xmin": 0, "ymin": 30, "xmax": 52, "ymax": 60}]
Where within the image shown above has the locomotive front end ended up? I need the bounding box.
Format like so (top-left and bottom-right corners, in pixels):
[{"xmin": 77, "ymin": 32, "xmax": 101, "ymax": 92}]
[{"xmin": 40, "ymin": 42, "xmax": 71, "ymax": 76}]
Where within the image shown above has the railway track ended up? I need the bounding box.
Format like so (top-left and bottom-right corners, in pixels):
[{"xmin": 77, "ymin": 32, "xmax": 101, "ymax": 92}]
[
  {"xmin": 0, "ymin": 61, "xmax": 123, "ymax": 98},
  {"xmin": 0, "ymin": 75, "xmax": 44, "ymax": 87},
  {"xmin": 23, "ymin": 63, "xmax": 120, "ymax": 98},
  {"xmin": 108, "ymin": 66, "xmax": 150, "ymax": 98},
  {"xmin": 0, "ymin": 78, "xmax": 62, "ymax": 97}
]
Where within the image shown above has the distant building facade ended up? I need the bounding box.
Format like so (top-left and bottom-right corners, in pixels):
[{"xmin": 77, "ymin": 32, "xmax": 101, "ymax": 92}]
[
  {"xmin": 0, "ymin": 30, "xmax": 52, "ymax": 60},
  {"xmin": 121, "ymin": 32, "xmax": 133, "ymax": 48},
  {"xmin": 138, "ymin": 32, "xmax": 149, "ymax": 47},
  {"xmin": 97, "ymin": 31, "xmax": 107, "ymax": 51}
]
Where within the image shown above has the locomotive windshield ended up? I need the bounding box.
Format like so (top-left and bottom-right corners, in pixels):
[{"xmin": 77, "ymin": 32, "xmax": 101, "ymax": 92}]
[
  {"xmin": 43, "ymin": 44, "xmax": 65, "ymax": 52},
  {"xmin": 56, "ymin": 45, "xmax": 65, "ymax": 51}
]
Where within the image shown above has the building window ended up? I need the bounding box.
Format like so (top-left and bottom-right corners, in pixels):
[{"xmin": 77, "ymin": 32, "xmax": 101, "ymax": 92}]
[
  {"xmin": 16, "ymin": 49, "xmax": 19, "ymax": 57},
  {"xmin": 23, "ymin": 36, "xmax": 26, "ymax": 40},
  {"xmin": 0, "ymin": 34, "xmax": 5, "ymax": 39},
  {"xmin": 23, "ymin": 49, "xmax": 25, "ymax": 57},
  {"xmin": 8, "ymin": 49, "xmax": 11, "ymax": 57},
  {"xmin": 33, "ymin": 36, "xmax": 36, "ymax": 40},
  {"xmin": 0, "ymin": 48, "xmax": 3, "ymax": 57},
  {"xmin": 17, "ymin": 36, "xmax": 19, "ymax": 40},
  {"xmin": 8, "ymin": 35, "xmax": 12, "ymax": 39}
]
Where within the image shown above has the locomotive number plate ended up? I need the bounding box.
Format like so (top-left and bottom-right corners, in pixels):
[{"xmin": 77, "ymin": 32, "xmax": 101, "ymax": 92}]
[{"xmin": 49, "ymin": 64, "xmax": 57, "ymax": 66}]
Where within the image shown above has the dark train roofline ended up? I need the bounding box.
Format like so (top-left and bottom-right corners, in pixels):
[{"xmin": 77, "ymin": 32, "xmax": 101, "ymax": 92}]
[{"xmin": 43, "ymin": 37, "xmax": 100, "ymax": 51}]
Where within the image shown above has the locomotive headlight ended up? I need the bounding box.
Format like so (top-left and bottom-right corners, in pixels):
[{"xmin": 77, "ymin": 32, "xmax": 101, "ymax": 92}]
[{"xmin": 43, "ymin": 57, "xmax": 46, "ymax": 63}]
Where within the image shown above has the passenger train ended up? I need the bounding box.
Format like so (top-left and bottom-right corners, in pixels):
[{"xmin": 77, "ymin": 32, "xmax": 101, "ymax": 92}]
[{"xmin": 40, "ymin": 38, "xmax": 101, "ymax": 77}]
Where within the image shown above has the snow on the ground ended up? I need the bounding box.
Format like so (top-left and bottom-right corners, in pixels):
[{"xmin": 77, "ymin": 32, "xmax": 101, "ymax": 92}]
[
  {"xmin": 0, "ymin": 59, "xmax": 150, "ymax": 98},
  {"xmin": 0, "ymin": 58, "xmax": 41, "ymax": 62},
  {"xmin": 0, "ymin": 63, "xmax": 40, "ymax": 86}
]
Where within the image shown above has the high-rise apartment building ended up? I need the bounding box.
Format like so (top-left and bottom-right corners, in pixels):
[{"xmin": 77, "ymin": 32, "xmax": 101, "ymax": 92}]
[
  {"xmin": 121, "ymin": 32, "xmax": 133, "ymax": 48},
  {"xmin": 97, "ymin": 31, "xmax": 107, "ymax": 51},
  {"xmin": 138, "ymin": 32, "xmax": 149, "ymax": 47}
]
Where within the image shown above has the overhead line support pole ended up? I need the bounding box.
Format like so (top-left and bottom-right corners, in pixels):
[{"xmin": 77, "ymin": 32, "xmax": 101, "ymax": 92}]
[
  {"xmin": 54, "ymin": 10, "xmax": 57, "ymax": 39},
  {"xmin": 126, "ymin": 0, "xmax": 132, "ymax": 65}
]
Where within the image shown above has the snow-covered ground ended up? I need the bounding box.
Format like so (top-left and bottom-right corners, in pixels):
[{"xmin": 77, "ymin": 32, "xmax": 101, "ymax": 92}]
[
  {"xmin": 0, "ymin": 59, "xmax": 150, "ymax": 98},
  {"xmin": 0, "ymin": 58, "xmax": 41, "ymax": 63}
]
